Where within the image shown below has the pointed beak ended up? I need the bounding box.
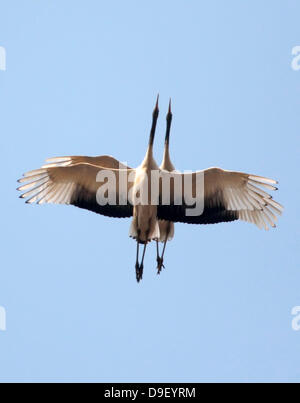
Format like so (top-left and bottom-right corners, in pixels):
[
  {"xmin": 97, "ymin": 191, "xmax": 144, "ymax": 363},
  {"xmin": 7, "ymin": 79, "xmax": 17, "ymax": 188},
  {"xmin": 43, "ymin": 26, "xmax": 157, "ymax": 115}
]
[
  {"xmin": 153, "ymin": 94, "xmax": 159, "ymax": 117},
  {"xmin": 149, "ymin": 95, "xmax": 160, "ymax": 146},
  {"xmin": 168, "ymin": 98, "xmax": 172, "ymax": 116},
  {"xmin": 165, "ymin": 98, "xmax": 172, "ymax": 144}
]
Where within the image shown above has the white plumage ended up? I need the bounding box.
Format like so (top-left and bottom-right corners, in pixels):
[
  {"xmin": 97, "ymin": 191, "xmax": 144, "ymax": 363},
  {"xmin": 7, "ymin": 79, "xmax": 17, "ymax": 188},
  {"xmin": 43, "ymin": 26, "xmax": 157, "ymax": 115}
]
[{"xmin": 17, "ymin": 98, "xmax": 283, "ymax": 282}]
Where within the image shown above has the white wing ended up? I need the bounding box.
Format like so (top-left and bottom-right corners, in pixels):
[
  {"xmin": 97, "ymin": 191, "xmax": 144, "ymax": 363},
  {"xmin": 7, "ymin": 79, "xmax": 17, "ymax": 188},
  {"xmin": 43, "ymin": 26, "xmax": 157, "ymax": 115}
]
[{"xmin": 157, "ymin": 167, "xmax": 283, "ymax": 230}]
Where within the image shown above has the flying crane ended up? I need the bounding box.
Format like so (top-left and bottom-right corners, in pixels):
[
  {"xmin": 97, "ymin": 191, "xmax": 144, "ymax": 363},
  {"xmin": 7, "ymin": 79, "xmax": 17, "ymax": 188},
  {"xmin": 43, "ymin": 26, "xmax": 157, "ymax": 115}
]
[{"xmin": 17, "ymin": 97, "xmax": 283, "ymax": 282}]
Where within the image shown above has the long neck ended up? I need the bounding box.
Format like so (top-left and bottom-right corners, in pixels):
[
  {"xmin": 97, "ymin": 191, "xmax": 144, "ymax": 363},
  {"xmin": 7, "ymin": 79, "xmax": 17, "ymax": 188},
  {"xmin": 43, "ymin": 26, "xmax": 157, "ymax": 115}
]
[
  {"xmin": 143, "ymin": 143, "xmax": 154, "ymax": 165},
  {"xmin": 165, "ymin": 114, "xmax": 171, "ymax": 146},
  {"xmin": 161, "ymin": 106, "xmax": 174, "ymax": 170},
  {"xmin": 142, "ymin": 104, "xmax": 159, "ymax": 167},
  {"xmin": 161, "ymin": 141, "xmax": 175, "ymax": 171},
  {"xmin": 148, "ymin": 109, "xmax": 158, "ymax": 147}
]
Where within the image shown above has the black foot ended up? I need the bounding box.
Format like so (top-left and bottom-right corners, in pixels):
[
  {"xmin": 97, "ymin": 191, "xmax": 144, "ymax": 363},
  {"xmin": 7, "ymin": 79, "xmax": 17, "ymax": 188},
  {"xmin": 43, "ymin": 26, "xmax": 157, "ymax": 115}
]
[
  {"xmin": 139, "ymin": 264, "xmax": 144, "ymax": 281},
  {"xmin": 156, "ymin": 257, "xmax": 165, "ymax": 275},
  {"xmin": 135, "ymin": 262, "xmax": 140, "ymax": 282}
]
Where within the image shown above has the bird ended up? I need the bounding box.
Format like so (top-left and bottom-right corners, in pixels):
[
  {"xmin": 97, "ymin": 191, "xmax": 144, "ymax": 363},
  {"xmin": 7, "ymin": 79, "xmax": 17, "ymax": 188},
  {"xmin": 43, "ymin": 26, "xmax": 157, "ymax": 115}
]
[
  {"xmin": 156, "ymin": 99, "xmax": 175, "ymax": 274},
  {"xmin": 128, "ymin": 96, "xmax": 161, "ymax": 281},
  {"xmin": 17, "ymin": 96, "xmax": 162, "ymax": 282},
  {"xmin": 17, "ymin": 97, "xmax": 283, "ymax": 282}
]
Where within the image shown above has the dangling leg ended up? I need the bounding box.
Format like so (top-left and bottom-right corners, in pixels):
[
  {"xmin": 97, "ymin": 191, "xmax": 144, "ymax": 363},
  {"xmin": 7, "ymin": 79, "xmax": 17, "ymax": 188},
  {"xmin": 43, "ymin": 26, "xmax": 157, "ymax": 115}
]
[
  {"xmin": 135, "ymin": 242, "xmax": 140, "ymax": 282},
  {"xmin": 157, "ymin": 238, "xmax": 167, "ymax": 274},
  {"xmin": 138, "ymin": 243, "xmax": 147, "ymax": 281},
  {"xmin": 156, "ymin": 240, "xmax": 165, "ymax": 274},
  {"xmin": 156, "ymin": 240, "xmax": 160, "ymax": 265}
]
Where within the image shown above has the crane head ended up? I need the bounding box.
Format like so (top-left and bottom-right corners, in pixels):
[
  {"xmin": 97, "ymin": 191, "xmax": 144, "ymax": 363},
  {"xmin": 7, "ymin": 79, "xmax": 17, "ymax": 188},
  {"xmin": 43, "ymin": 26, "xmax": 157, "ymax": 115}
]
[
  {"xmin": 149, "ymin": 95, "xmax": 159, "ymax": 146},
  {"xmin": 165, "ymin": 98, "xmax": 172, "ymax": 144}
]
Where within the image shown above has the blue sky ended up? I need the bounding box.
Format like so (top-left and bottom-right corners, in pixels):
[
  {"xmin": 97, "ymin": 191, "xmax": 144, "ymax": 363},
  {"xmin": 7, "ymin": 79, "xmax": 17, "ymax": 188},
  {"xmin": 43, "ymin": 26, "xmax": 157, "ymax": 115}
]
[{"xmin": 0, "ymin": 0, "xmax": 299, "ymax": 382}]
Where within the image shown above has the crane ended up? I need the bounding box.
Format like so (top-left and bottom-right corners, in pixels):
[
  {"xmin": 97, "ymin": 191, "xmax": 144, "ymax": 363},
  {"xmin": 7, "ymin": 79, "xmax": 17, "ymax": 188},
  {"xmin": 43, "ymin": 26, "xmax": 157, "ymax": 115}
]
[
  {"xmin": 18, "ymin": 97, "xmax": 161, "ymax": 282},
  {"xmin": 156, "ymin": 100, "xmax": 175, "ymax": 274},
  {"xmin": 17, "ymin": 97, "xmax": 283, "ymax": 282}
]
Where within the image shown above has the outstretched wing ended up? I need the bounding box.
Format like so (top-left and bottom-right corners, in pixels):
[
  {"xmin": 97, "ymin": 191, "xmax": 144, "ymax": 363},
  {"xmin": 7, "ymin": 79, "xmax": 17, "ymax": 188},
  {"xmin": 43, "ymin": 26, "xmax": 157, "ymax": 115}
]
[
  {"xmin": 42, "ymin": 155, "xmax": 131, "ymax": 169},
  {"xmin": 157, "ymin": 167, "xmax": 283, "ymax": 230},
  {"xmin": 17, "ymin": 158, "xmax": 135, "ymax": 218}
]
